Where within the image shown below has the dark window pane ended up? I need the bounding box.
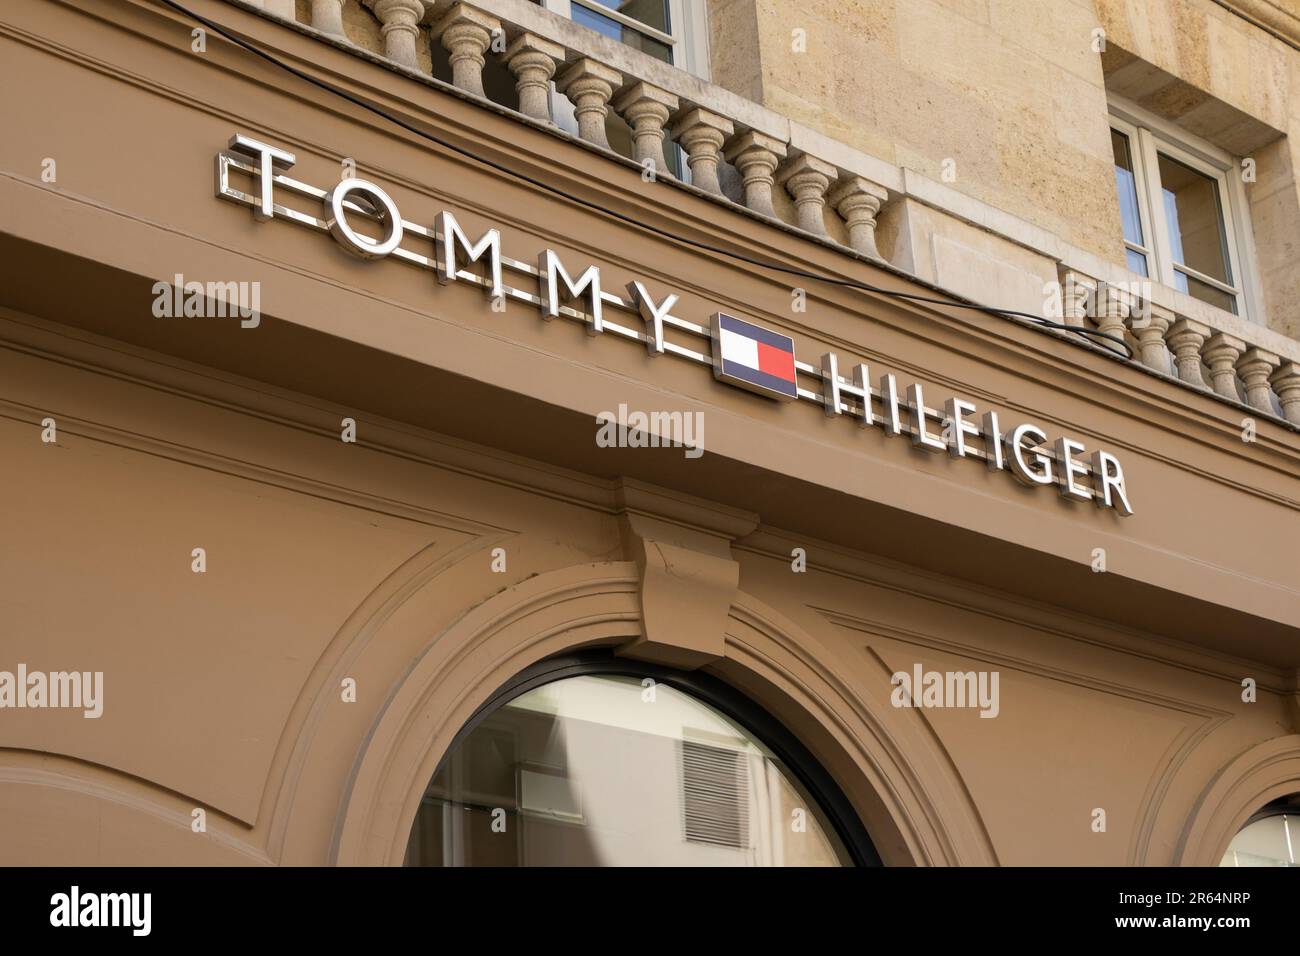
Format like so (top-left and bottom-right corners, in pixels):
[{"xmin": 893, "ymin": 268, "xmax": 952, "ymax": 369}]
[
  {"xmin": 406, "ymin": 674, "xmax": 852, "ymax": 866},
  {"xmin": 580, "ymin": 0, "xmax": 670, "ymax": 34},
  {"xmin": 1125, "ymin": 248, "xmax": 1148, "ymax": 277},
  {"xmin": 1110, "ymin": 129, "xmax": 1144, "ymax": 248},
  {"xmin": 1175, "ymin": 269, "xmax": 1238, "ymax": 314},
  {"xmin": 1157, "ymin": 152, "xmax": 1232, "ymax": 286},
  {"xmin": 572, "ymin": 4, "xmax": 673, "ymax": 63}
]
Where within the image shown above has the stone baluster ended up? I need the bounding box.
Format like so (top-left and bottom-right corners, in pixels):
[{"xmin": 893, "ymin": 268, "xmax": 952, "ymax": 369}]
[
  {"xmin": 365, "ymin": 0, "xmax": 426, "ymax": 69},
  {"xmin": 1095, "ymin": 284, "xmax": 1130, "ymax": 351},
  {"xmin": 671, "ymin": 108, "xmax": 734, "ymax": 196},
  {"xmin": 1060, "ymin": 271, "xmax": 1094, "ymax": 329},
  {"xmin": 777, "ymin": 154, "xmax": 836, "ymax": 236},
  {"xmin": 1236, "ymin": 347, "xmax": 1280, "ymax": 413},
  {"xmin": 503, "ymin": 33, "xmax": 566, "ymax": 124},
  {"xmin": 556, "ymin": 58, "xmax": 624, "ymax": 149},
  {"xmin": 1130, "ymin": 301, "xmax": 1172, "ymax": 374},
  {"xmin": 1269, "ymin": 362, "xmax": 1300, "ymax": 426},
  {"xmin": 433, "ymin": 3, "xmax": 502, "ymax": 97},
  {"xmin": 613, "ymin": 83, "xmax": 680, "ymax": 175},
  {"xmin": 1166, "ymin": 318, "xmax": 1209, "ymax": 388},
  {"xmin": 1202, "ymin": 333, "xmax": 1245, "ymax": 400},
  {"xmin": 828, "ymin": 176, "xmax": 889, "ymax": 258},
  {"xmin": 723, "ymin": 131, "xmax": 787, "ymax": 218},
  {"xmin": 310, "ymin": 0, "xmax": 348, "ymax": 38}
]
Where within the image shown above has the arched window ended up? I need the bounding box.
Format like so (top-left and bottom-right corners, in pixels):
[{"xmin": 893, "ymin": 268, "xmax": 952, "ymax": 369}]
[
  {"xmin": 405, "ymin": 653, "xmax": 878, "ymax": 866},
  {"xmin": 1219, "ymin": 796, "xmax": 1298, "ymax": 867}
]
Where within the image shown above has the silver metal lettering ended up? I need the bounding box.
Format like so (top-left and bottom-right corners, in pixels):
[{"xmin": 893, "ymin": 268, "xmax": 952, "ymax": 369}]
[
  {"xmin": 436, "ymin": 211, "xmax": 503, "ymax": 298},
  {"xmin": 539, "ymin": 249, "xmax": 603, "ymax": 334}
]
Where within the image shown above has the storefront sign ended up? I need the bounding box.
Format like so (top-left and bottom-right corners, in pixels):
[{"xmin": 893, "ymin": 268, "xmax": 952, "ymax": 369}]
[{"xmin": 213, "ymin": 134, "xmax": 1134, "ymax": 516}]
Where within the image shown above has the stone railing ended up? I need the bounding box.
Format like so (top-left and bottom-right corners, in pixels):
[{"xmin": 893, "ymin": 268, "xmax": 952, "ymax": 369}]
[
  {"xmin": 1056, "ymin": 267, "xmax": 1300, "ymax": 425},
  {"xmin": 229, "ymin": 0, "xmax": 1300, "ymax": 428}
]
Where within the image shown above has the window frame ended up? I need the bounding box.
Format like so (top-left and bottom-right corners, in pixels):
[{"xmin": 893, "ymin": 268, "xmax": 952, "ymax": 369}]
[
  {"xmin": 1221, "ymin": 802, "xmax": 1298, "ymax": 867},
  {"xmin": 537, "ymin": 0, "xmax": 712, "ymax": 79},
  {"xmin": 1108, "ymin": 97, "xmax": 1264, "ymax": 323}
]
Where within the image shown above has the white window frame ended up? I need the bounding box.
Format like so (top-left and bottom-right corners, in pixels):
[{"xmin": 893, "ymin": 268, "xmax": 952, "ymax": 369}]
[
  {"xmin": 538, "ymin": 0, "xmax": 711, "ymax": 79},
  {"xmin": 1108, "ymin": 97, "xmax": 1264, "ymax": 323}
]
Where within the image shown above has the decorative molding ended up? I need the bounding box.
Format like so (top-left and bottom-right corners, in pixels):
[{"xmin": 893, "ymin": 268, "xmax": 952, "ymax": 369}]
[
  {"xmin": 822, "ymin": 608, "xmax": 1231, "ymax": 864},
  {"xmin": 739, "ymin": 528, "xmax": 1294, "ymax": 686},
  {"xmin": 1175, "ymin": 734, "xmax": 1300, "ymax": 864},
  {"xmin": 0, "ymin": 750, "xmax": 271, "ymax": 863},
  {"xmin": 1213, "ymin": 0, "xmax": 1300, "ymax": 51}
]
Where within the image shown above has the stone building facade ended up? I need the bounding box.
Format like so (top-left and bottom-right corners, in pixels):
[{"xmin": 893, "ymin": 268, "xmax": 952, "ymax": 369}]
[{"xmin": 1, "ymin": 0, "xmax": 1298, "ymax": 867}]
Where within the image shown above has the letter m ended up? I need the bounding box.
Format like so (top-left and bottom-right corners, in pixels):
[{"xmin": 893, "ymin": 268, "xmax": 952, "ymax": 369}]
[
  {"xmin": 538, "ymin": 249, "xmax": 603, "ymax": 334},
  {"xmin": 435, "ymin": 211, "xmax": 503, "ymax": 298}
]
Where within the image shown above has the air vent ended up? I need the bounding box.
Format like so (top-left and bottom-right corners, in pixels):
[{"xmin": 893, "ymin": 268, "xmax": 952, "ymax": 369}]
[{"xmin": 681, "ymin": 739, "xmax": 750, "ymax": 849}]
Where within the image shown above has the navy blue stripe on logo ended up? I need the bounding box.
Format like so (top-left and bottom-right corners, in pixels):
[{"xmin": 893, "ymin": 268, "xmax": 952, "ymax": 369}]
[{"xmin": 718, "ymin": 313, "xmax": 795, "ymax": 352}]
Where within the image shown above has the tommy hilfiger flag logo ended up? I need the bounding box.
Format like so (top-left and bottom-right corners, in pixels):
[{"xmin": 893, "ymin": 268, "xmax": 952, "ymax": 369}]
[{"xmin": 710, "ymin": 313, "xmax": 798, "ymax": 400}]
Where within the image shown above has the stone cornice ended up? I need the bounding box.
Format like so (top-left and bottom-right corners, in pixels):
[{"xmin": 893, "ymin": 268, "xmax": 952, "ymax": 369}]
[{"xmin": 1214, "ymin": 0, "xmax": 1300, "ymax": 49}]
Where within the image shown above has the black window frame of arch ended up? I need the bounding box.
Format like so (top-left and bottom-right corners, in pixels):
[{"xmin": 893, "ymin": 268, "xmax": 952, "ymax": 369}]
[{"xmin": 419, "ymin": 648, "xmax": 883, "ymax": 867}]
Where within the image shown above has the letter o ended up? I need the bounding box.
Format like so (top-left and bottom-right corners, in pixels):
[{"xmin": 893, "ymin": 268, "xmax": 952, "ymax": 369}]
[{"xmin": 325, "ymin": 178, "xmax": 404, "ymax": 259}]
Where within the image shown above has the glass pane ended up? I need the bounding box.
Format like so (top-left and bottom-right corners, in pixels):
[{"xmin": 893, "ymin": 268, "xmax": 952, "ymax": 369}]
[
  {"xmin": 1174, "ymin": 268, "xmax": 1238, "ymax": 314},
  {"xmin": 572, "ymin": 4, "xmax": 673, "ymax": 63},
  {"xmin": 405, "ymin": 673, "xmax": 853, "ymax": 866},
  {"xmin": 1157, "ymin": 152, "xmax": 1233, "ymax": 285},
  {"xmin": 1110, "ymin": 129, "xmax": 1144, "ymax": 248},
  {"xmin": 1220, "ymin": 814, "xmax": 1297, "ymax": 867},
  {"xmin": 1125, "ymin": 248, "xmax": 1148, "ymax": 277},
  {"xmin": 580, "ymin": 0, "xmax": 670, "ymax": 34}
]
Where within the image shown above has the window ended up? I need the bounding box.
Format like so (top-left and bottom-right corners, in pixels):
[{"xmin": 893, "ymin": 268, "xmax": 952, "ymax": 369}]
[
  {"xmin": 404, "ymin": 653, "xmax": 877, "ymax": 866},
  {"xmin": 1109, "ymin": 106, "xmax": 1257, "ymax": 318},
  {"xmin": 1219, "ymin": 797, "xmax": 1298, "ymax": 867},
  {"xmin": 534, "ymin": 0, "xmax": 710, "ymax": 77}
]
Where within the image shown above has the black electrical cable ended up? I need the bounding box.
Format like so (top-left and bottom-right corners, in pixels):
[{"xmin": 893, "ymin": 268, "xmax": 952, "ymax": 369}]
[{"xmin": 158, "ymin": 0, "xmax": 1135, "ymax": 360}]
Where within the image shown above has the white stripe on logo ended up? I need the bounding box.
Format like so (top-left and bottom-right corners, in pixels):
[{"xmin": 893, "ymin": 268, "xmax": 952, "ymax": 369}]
[{"xmin": 719, "ymin": 327, "xmax": 760, "ymax": 370}]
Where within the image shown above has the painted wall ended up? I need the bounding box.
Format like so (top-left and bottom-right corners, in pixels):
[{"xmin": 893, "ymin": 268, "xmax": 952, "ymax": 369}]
[{"xmin": 0, "ymin": 0, "xmax": 1297, "ymax": 867}]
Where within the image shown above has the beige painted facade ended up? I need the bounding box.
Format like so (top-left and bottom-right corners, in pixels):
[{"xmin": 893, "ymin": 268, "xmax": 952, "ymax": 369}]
[{"xmin": 1, "ymin": 0, "xmax": 1299, "ymax": 867}]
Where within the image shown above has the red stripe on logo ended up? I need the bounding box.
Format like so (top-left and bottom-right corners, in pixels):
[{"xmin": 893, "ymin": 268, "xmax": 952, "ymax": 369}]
[{"xmin": 756, "ymin": 341, "xmax": 795, "ymax": 381}]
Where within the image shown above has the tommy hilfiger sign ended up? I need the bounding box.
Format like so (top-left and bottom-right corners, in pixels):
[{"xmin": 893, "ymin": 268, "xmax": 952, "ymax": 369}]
[{"xmin": 214, "ymin": 134, "xmax": 1134, "ymax": 516}]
